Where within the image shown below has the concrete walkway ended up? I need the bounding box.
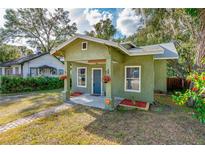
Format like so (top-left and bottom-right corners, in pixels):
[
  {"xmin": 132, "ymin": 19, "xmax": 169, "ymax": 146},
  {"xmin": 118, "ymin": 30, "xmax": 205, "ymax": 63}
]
[
  {"xmin": 69, "ymin": 94, "xmax": 106, "ymax": 109},
  {"xmin": 0, "ymin": 103, "xmax": 73, "ymax": 133}
]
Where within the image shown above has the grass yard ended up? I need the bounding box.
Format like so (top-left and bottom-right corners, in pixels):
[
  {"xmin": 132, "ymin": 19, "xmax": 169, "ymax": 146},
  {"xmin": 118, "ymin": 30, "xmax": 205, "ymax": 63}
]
[
  {"xmin": 0, "ymin": 93, "xmax": 204, "ymax": 145},
  {"xmin": 0, "ymin": 89, "xmax": 63, "ymax": 126}
]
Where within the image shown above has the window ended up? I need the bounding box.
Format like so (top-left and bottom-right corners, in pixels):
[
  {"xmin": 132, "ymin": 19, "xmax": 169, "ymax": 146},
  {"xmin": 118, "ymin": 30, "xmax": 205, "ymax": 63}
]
[
  {"xmin": 15, "ymin": 67, "xmax": 19, "ymax": 75},
  {"xmin": 81, "ymin": 42, "xmax": 87, "ymax": 50},
  {"xmin": 77, "ymin": 67, "xmax": 87, "ymax": 87},
  {"xmin": 58, "ymin": 69, "xmax": 64, "ymax": 75},
  {"xmin": 30, "ymin": 68, "xmax": 38, "ymax": 77},
  {"xmin": 125, "ymin": 66, "xmax": 141, "ymax": 92},
  {"xmin": 50, "ymin": 68, "xmax": 57, "ymax": 75},
  {"xmin": 5, "ymin": 68, "xmax": 13, "ymax": 75}
]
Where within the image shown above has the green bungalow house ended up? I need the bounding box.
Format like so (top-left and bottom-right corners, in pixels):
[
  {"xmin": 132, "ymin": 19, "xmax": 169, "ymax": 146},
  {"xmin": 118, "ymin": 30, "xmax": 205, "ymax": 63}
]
[{"xmin": 51, "ymin": 34, "xmax": 178, "ymax": 110}]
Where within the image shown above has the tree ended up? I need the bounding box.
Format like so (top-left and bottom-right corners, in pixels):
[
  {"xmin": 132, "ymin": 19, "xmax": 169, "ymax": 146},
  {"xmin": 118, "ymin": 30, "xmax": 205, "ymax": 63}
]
[
  {"xmin": 85, "ymin": 19, "xmax": 116, "ymax": 40},
  {"xmin": 0, "ymin": 44, "xmax": 33, "ymax": 63},
  {"xmin": 128, "ymin": 9, "xmax": 198, "ymax": 78},
  {"xmin": 186, "ymin": 8, "xmax": 205, "ymax": 69},
  {"xmin": 1, "ymin": 8, "xmax": 77, "ymax": 52}
]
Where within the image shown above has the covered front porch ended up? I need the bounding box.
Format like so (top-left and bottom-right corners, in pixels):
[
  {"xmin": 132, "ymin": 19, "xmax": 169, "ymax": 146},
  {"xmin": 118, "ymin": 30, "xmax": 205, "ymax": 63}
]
[
  {"xmin": 30, "ymin": 65, "xmax": 58, "ymax": 77},
  {"xmin": 62, "ymin": 57, "xmax": 120, "ymax": 110}
]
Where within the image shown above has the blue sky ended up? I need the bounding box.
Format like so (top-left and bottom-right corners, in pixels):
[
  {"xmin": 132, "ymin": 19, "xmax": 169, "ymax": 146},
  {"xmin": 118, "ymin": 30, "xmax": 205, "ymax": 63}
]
[
  {"xmin": 84, "ymin": 8, "xmax": 124, "ymax": 38},
  {"xmin": 67, "ymin": 8, "xmax": 143, "ymax": 38},
  {"xmin": 0, "ymin": 8, "xmax": 143, "ymax": 46}
]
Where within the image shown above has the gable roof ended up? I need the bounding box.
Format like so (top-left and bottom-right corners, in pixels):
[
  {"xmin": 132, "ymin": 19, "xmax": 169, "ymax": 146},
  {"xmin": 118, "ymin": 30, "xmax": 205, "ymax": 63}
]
[
  {"xmin": 51, "ymin": 34, "xmax": 178, "ymax": 59},
  {"xmin": 0, "ymin": 52, "xmax": 60, "ymax": 67},
  {"xmin": 154, "ymin": 43, "xmax": 179, "ymax": 59}
]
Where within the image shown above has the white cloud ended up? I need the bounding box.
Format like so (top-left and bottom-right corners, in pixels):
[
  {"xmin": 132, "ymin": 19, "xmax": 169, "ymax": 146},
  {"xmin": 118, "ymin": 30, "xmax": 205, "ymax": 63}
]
[
  {"xmin": 116, "ymin": 8, "xmax": 143, "ymax": 37},
  {"xmin": 68, "ymin": 9, "xmax": 91, "ymax": 33},
  {"xmin": 84, "ymin": 9, "xmax": 113, "ymax": 25},
  {"xmin": 68, "ymin": 8, "xmax": 113, "ymax": 33}
]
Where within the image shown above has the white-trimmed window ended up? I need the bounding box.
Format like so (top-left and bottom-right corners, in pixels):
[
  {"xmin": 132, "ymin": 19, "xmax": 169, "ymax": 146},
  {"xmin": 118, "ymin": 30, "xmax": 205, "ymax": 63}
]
[
  {"xmin": 125, "ymin": 66, "xmax": 141, "ymax": 92},
  {"xmin": 77, "ymin": 67, "xmax": 87, "ymax": 87},
  {"xmin": 15, "ymin": 67, "xmax": 19, "ymax": 75},
  {"xmin": 81, "ymin": 42, "xmax": 88, "ymax": 50}
]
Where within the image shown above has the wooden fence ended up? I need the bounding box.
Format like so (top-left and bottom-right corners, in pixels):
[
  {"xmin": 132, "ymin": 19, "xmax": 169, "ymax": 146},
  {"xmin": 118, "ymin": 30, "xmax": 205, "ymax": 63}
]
[{"xmin": 167, "ymin": 77, "xmax": 191, "ymax": 91}]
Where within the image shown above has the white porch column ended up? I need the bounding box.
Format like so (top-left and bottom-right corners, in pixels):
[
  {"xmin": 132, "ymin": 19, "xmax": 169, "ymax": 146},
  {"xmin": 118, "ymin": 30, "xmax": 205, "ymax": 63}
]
[
  {"xmin": 105, "ymin": 58, "xmax": 114, "ymax": 110},
  {"xmin": 62, "ymin": 61, "xmax": 71, "ymax": 101}
]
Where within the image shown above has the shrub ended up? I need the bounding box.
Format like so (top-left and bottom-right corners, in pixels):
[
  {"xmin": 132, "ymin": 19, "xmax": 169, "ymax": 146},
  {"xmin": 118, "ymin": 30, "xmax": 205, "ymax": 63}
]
[
  {"xmin": 172, "ymin": 72, "xmax": 205, "ymax": 123},
  {"xmin": 0, "ymin": 76, "xmax": 64, "ymax": 94}
]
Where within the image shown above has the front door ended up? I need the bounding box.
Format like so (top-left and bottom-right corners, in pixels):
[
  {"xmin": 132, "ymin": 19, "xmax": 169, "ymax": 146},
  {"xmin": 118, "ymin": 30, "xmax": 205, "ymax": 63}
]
[{"xmin": 92, "ymin": 69, "xmax": 102, "ymax": 95}]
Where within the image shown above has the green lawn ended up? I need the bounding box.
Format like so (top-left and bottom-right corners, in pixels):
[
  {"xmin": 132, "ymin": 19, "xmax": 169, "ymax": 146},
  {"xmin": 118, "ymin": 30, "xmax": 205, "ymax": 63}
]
[
  {"xmin": 0, "ymin": 89, "xmax": 63, "ymax": 126},
  {"xmin": 0, "ymin": 93, "xmax": 204, "ymax": 144}
]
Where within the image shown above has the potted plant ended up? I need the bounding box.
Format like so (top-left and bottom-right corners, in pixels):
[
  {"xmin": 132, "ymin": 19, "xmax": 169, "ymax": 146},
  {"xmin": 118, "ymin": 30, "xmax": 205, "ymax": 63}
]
[
  {"xmin": 103, "ymin": 75, "xmax": 111, "ymax": 83},
  {"xmin": 59, "ymin": 74, "xmax": 67, "ymax": 80}
]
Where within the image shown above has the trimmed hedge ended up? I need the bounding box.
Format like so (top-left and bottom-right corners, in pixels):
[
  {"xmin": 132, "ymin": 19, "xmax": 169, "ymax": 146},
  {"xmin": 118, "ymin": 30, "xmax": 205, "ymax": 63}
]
[{"xmin": 0, "ymin": 76, "xmax": 64, "ymax": 94}]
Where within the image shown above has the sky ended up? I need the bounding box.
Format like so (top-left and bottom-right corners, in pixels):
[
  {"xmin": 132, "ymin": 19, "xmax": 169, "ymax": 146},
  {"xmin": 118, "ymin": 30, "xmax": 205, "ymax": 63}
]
[{"xmin": 0, "ymin": 8, "xmax": 143, "ymax": 48}]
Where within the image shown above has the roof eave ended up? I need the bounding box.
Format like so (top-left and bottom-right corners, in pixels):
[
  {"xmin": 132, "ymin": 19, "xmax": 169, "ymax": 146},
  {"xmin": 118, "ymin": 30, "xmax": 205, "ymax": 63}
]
[
  {"xmin": 129, "ymin": 50, "xmax": 164, "ymax": 56},
  {"xmin": 154, "ymin": 56, "xmax": 179, "ymax": 60},
  {"xmin": 50, "ymin": 35, "xmax": 131, "ymax": 56}
]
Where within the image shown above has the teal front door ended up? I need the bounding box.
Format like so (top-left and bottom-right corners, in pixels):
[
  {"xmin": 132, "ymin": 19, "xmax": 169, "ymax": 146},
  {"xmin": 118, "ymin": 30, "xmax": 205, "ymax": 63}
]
[{"xmin": 93, "ymin": 69, "xmax": 102, "ymax": 95}]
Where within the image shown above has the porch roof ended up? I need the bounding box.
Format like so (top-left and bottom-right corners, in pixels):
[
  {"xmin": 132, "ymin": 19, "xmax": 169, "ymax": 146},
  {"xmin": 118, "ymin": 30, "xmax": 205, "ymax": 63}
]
[
  {"xmin": 38, "ymin": 65, "xmax": 56, "ymax": 69},
  {"xmin": 50, "ymin": 34, "xmax": 178, "ymax": 60}
]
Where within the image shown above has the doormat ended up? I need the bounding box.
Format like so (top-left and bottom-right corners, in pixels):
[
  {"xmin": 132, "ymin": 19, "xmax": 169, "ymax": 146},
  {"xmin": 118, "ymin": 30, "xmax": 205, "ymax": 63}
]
[{"xmin": 71, "ymin": 92, "xmax": 83, "ymax": 97}]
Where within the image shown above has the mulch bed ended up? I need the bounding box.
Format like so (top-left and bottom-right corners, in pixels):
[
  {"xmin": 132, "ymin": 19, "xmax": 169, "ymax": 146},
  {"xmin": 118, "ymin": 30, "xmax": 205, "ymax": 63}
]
[{"xmin": 119, "ymin": 99, "xmax": 149, "ymax": 110}]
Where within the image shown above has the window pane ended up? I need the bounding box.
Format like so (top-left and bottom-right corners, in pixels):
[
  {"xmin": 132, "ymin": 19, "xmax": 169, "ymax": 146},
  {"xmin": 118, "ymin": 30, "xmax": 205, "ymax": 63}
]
[
  {"xmin": 78, "ymin": 68, "xmax": 86, "ymax": 86},
  {"xmin": 126, "ymin": 67, "xmax": 139, "ymax": 78},
  {"xmin": 82, "ymin": 42, "xmax": 87, "ymax": 49},
  {"xmin": 126, "ymin": 79, "xmax": 139, "ymax": 90},
  {"xmin": 80, "ymin": 68, "xmax": 85, "ymax": 74},
  {"xmin": 31, "ymin": 68, "xmax": 37, "ymax": 76},
  {"xmin": 58, "ymin": 69, "xmax": 64, "ymax": 75}
]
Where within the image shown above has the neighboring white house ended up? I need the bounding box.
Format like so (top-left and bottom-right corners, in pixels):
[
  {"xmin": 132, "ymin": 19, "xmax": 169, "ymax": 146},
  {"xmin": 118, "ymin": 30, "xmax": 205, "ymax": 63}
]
[{"xmin": 0, "ymin": 52, "xmax": 64, "ymax": 77}]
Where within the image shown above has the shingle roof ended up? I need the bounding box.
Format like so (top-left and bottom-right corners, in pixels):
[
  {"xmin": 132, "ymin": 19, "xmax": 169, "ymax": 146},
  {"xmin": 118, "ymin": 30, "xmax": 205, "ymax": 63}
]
[
  {"xmin": 0, "ymin": 52, "xmax": 48, "ymax": 67},
  {"xmin": 154, "ymin": 43, "xmax": 179, "ymax": 59},
  {"xmin": 50, "ymin": 34, "xmax": 178, "ymax": 60}
]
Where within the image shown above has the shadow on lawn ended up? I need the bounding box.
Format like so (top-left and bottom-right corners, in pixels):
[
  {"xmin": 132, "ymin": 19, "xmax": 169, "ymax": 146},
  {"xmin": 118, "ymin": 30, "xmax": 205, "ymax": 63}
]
[
  {"xmin": 0, "ymin": 92, "xmax": 61, "ymax": 107},
  {"xmin": 69, "ymin": 104, "xmax": 205, "ymax": 145},
  {"xmin": 0, "ymin": 95, "xmax": 47, "ymax": 107},
  {"xmin": 18, "ymin": 96, "xmax": 62, "ymax": 114}
]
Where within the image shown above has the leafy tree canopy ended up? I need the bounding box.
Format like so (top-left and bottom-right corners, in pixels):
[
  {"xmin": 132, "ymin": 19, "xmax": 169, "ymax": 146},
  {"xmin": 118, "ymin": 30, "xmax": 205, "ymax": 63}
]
[
  {"xmin": 126, "ymin": 9, "xmax": 199, "ymax": 77},
  {"xmin": 1, "ymin": 8, "xmax": 77, "ymax": 52},
  {"xmin": 0, "ymin": 44, "xmax": 33, "ymax": 63},
  {"xmin": 85, "ymin": 18, "xmax": 117, "ymax": 40}
]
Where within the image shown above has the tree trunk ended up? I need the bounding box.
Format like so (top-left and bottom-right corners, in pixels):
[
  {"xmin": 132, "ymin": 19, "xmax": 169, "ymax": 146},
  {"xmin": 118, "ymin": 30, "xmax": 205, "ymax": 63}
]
[
  {"xmin": 181, "ymin": 78, "xmax": 185, "ymax": 89},
  {"xmin": 187, "ymin": 81, "xmax": 195, "ymax": 107},
  {"xmin": 196, "ymin": 9, "xmax": 205, "ymax": 68}
]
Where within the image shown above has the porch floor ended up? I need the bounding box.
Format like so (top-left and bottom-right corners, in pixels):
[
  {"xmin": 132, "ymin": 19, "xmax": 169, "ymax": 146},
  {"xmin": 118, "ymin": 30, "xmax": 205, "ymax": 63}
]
[{"xmin": 68, "ymin": 94, "xmax": 106, "ymax": 109}]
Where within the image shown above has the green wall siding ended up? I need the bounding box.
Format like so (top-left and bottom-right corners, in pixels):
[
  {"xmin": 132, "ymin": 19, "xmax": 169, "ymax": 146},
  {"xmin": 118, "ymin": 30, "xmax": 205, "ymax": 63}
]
[
  {"xmin": 154, "ymin": 60, "xmax": 167, "ymax": 92},
  {"xmin": 64, "ymin": 39, "xmax": 109, "ymax": 61},
  {"xmin": 71, "ymin": 56, "xmax": 155, "ymax": 103},
  {"xmin": 111, "ymin": 55, "xmax": 155, "ymax": 103},
  {"xmin": 63, "ymin": 38, "xmax": 167, "ymax": 104}
]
